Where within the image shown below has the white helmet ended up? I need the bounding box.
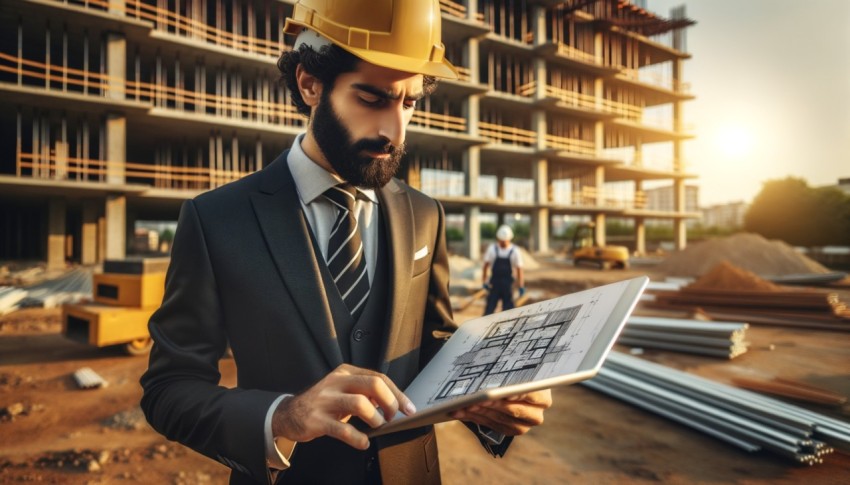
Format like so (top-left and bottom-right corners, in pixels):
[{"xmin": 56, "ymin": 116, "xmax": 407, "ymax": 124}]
[{"xmin": 496, "ymin": 225, "xmax": 514, "ymax": 242}]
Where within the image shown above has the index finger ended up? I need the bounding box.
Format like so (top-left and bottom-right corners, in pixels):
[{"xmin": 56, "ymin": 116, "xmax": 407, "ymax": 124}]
[{"xmin": 344, "ymin": 372, "xmax": 416, "ymax": 420}]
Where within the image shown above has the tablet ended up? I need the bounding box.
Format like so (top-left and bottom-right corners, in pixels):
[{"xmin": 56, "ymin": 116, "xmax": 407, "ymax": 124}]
[{"xmin": 368, "ymin": 276, "xmax": 649, "ymax": 437}]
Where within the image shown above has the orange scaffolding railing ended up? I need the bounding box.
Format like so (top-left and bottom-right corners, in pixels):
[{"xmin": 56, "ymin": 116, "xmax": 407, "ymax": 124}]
[
  {"xmin": 544, "ymin": 134, "xmax": 596, "ymax": 156},
  {"xmin": 17, "ymin": 152, "xmax": 248, "ymax": 190},
  {"xmin": 478, "ymin": 122, "xmax": 536, "ymax": 146},
  {"xmin": 46, "ymin": 0, "xmax": 287, "ymax": 59},
  {"xmin": 0, "ymin": 51, "xmax": 111, "ymax": 94},
  {"xmin": 411, "ymin": 110, "xmax": 466, "ymax": 133},
  {"xmin": 0, "ymin": 51, "xmax": 306, "ymax": 126}
]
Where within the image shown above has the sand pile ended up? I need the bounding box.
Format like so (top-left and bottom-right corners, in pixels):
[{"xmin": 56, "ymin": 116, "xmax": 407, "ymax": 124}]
[
  {"xmin": 656, "ymin": 233, "xmax": 829, "ymax": 277},
  {"xmin": 448, "ymin": 254, "xmax": 479, "ymax": 282},
  {"xmin": 516, "ymin": 246, "xmax": 540, "ymax": 270},
  {"xmin": 685, "ymin": 261, "xmax": 783, "ymax": 292}
]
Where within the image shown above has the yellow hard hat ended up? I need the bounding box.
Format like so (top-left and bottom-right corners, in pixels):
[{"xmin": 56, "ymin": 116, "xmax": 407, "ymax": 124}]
[{"xmin": 283, "ymin": 0, "xmax": 458, "ymax": 80}]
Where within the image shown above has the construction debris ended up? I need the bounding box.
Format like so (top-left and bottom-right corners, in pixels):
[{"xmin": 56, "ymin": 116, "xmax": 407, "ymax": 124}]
[
  {"xmin": 72, "ymin": 367, "xmax": 107, "ymax": 389},
  {"xmin": 644, "ymin": 262, "xmax": 850, "ymax": 331},
  {"xmin": 620, "ymin": 315, "xmax": 749, "ymax": 359},
  {"xmin": 0, "ymin": 402, "xmax": 44, "ymax": 422},
  {"xmin": 655, "ymin": 233, "xmax": 830, "ymax": 277},
  {"xmin": 766, "ymin": 272, "xmax": 848, "ymax": 286},
  {"xmin": 16, "ymin": 268, "xmax": 93, "ymax": 309},
  {"xmin": 584, "ymin": 352, "xmax": 850, "ymax": 465}
]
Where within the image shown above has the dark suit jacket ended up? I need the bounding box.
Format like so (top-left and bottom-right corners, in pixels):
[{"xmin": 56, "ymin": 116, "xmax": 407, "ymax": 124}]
[{"xmin": 140, "ymin": 150, "xmax": 458, "ymax": 484}]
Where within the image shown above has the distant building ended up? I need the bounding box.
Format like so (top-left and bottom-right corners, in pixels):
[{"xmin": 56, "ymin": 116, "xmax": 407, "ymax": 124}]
[
  {"xmin": 701, "ymin": 201, "xmax": 749, "ymax": 230},
  {"xmin": 643, "ymin": 185, "xmax": 700, "ymax": 228},
  {"xmin": 829, "ymin": 177, "xmax": 850, "ymax": 196}
]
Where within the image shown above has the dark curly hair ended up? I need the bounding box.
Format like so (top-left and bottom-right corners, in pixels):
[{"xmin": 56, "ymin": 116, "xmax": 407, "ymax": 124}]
[{"xmin": 277, "ymin": 44, "xmax": 440, "ymax": 117}]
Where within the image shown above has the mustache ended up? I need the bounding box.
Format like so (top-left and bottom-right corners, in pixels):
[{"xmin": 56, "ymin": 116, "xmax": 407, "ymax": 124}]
[{"xmin": 353, "ymin": 138, "xmax": 405, "ymax": 156}]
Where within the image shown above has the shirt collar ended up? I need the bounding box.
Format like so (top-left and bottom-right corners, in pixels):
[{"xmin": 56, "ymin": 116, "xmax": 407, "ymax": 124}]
[{"xmin": 287, "ymin": 134, "xmax": 379, "ymax": 205}]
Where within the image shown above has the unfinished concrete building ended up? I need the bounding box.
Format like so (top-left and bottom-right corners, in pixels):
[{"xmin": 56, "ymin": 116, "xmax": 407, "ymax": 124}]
[{"xmin": 0, "ymin": 0, "xmax": 697, "ymax": 267}]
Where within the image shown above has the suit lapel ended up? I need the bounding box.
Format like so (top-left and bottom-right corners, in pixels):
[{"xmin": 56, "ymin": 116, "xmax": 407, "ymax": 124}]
[
  {"xmin": 377, "ymin": 178, "xmax": 414, "ymax": 367},
  {"xmin": 249, "ymin": 152, "xmax": 343, "ymax": 369}
]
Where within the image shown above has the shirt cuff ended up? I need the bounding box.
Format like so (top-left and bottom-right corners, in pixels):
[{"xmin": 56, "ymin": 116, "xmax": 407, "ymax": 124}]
[{"xmin": 265, "ymin": 394, "xmax": 297, "ymax": 470}]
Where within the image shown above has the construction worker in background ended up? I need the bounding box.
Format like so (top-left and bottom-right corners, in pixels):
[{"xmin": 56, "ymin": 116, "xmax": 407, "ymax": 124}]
[
  {"xmin": 140, "ymin": 1, "xmax": 551, "ymax": 484},
  {"xmin": 482, "ymin": 224, "xmax": 525, "ymax": 315}
]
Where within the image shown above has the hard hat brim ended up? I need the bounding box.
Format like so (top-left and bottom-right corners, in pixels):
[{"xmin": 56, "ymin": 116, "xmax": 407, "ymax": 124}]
[
  {"xmin": 284, "ymin": 19, "xmax": 458, "ymax": 80},
  {"xmin": 341, "ymin": 44, "xmax": 459, "ymax": 80}
]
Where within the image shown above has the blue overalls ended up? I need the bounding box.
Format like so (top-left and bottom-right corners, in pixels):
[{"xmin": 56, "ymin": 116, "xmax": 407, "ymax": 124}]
[{"xmin": 484, "ymin": 245, "xmax": 515, "ymax": 315}]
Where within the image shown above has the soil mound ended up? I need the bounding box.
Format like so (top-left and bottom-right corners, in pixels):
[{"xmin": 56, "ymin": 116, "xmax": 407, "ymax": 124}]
[
  {"xmin": 656, "ymin": 233, "xmax": 829, "ymax": 277},
  {"xmin": 686, "ymin": 261, "xmax": 783, "ymax": 292}
]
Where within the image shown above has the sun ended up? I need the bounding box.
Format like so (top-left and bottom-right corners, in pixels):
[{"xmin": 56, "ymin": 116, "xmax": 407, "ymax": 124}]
[{"xmin": 716, "ymin": 124, "xmax": 755, "ymax": 159}]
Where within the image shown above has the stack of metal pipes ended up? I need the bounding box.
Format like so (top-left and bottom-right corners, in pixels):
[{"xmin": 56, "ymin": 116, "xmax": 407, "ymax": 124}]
[
  {"xmin": 584, "ymin": 352, "xmax": 850, "ymax": 465},
  {"xmin": 619, "ymin": 315, "xmax": 749, "ymax": 358}
]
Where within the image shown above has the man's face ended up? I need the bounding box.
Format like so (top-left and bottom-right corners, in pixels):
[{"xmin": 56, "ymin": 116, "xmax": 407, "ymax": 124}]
[{"xmin": 311, "ymin": 63, "xmax": 424, "ymax": 189}]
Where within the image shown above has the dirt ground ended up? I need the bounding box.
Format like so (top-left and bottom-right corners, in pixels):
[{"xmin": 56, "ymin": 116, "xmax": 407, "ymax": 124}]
[{"xmin": 1, "ymin": 261, "xmax": 848, "ymax": 484}]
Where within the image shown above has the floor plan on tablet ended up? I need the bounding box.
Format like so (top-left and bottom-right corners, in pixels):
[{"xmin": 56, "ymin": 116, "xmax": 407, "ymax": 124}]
[{"xmin": 429, "ymin": 305, "xmax": 584, "ymax": 404}]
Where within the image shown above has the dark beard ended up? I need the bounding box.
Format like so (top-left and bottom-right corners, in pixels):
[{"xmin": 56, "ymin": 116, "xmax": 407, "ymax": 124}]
[{"xmin": 311, "ymin": 91, "xmax": 405, "ymax": 189}]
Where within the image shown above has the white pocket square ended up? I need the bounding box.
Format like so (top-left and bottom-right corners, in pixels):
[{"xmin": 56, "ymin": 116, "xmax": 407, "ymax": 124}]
[{"xmin": 414, "ymin": 245, "xmax": 429, "ymax": 261}]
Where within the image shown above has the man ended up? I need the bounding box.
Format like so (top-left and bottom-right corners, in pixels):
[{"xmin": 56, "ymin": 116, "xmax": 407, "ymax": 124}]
[
  {"xmin": 482, "ymin": 225, "xmax": 525, "ymax": 315},
  {"xmin": 140, "ymin": 1, "xmax": 551, "ymax": 484}
]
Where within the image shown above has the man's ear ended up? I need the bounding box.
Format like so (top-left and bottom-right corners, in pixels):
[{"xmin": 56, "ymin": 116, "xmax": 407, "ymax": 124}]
[{"xmin": 295, "ymin": 64, "xmax": 322, "ymax": 108}]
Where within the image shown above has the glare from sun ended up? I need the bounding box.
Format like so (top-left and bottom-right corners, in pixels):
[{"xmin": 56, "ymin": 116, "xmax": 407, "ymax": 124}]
[{"xmin": 716, "ymin": 125, "xmax": 755, "ymax": 159}]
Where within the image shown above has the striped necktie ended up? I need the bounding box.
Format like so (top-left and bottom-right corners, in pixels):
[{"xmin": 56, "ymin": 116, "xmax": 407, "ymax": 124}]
[{"xmin": 323, "ymin": 183, "xmax": 370, "ymax": 318}]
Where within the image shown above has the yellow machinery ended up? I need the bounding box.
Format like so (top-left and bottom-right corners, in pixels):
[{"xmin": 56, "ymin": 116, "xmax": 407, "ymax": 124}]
[
  {"xmin": 570, "ymin": 222, "xmax": 630, "ymax": 270},
  {"xmin": 63, "ymin": 257, "xmax": 168, "ymax": 355}
]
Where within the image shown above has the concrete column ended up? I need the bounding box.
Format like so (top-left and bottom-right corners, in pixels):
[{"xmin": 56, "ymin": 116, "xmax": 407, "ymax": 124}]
[
  {"xmin": 532, "ymin": 110, "xmax": 546, "ymax": 151},
  {"xmin": 47, "ymin": 198, "xmax": 66, "ymax": 270},
  {"xmin": 594, "ymin": 120, "xmax": 604, "ymax": 157},
  {"xmin": 255, "ymin": 137, "xmax": 263, "ymax": 170},
  {"xmin": 533, "ymin": 158, "xmax": 548, "ymax": 205},
  {"xmin": 533, "ymin": 58, "xmax": 546, "ymax": 101},
  {"xmin": 673, "ymin": 179, "xmax": 687, "ymax": 250},
  {"xmin": 531, "ymin": 158, "xmax": 549, "ymax": 253},
  {"xmin": 465, "ymin": 37, "xmax": 480, "ymax": 85},
  {"xmin": 106, "ymin": 114, "xmax": 126, "ymax": 184},
  {"xmin": 594, "ymin": 213, "xmax": 606, "ymax": 247},
  {"xmin": 464, "ymin": 206, "xmax": 481, "ymax": 261},
  {"xmin": 634, "ymin": 138, "xmax": 643, "ymax": 167},
  {"xmin": 531, "ymin": 208, "xmax": 549, "ymax": 254},
  {"xmin": 634, "ymin": 179, "xmax": 644, "ymax": 209},
  {"xmin": 81, "ymin": 200, "xmax": 98, "ymax": 265},
  {"xmin": 105, "ymin": 194, "xmax": 126, "ymax": 260},
  {"xmin": 106, "ymin": 33, "xmax": 125, "ymax": 101},
  {"xmin": 464, "ymin": 147, "xmax": 480, "ymax": 199},
  {"xmin": 671, "ymin": 183, "xmax": 686, "ymax": 245},
  {"xmin": 634, "ymin": 217, "xmax": 646, "ymax": 256},
  {"xmin": 593, "ymin": 165, "xmax": 604, "ymax": 206},
  {"xmin": 105, "ymin": 31, "xmax": 127, "ymax": 185},
  {"xmin": 531, "ymin": 5, "xmax": 545, "ymax": 46},
  {"xmin": 466, "ymin": 0, "xmax": 478, "ymax": 23},
  {"xmin": 108, "ymin": 0, "xmax": 126, "ymax": 15},
  {"xmin": 672, "ymin": 58, "xmax": 687, "ymax": 250}
]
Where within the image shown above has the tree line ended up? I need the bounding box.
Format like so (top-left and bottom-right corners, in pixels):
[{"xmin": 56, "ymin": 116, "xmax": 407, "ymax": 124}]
[{"xmin": 744, "ymin": 177, "xmax": 850, "ymax": 247}]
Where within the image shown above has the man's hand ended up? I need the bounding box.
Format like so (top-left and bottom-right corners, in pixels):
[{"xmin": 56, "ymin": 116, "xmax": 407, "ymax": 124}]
[
  {"xmin": 450, "ymin": 389, "xmax": 552, "ymax": 436},
  {"xmin": 270, "ymin": 364, "xmax": 416, "ymax": 450}
]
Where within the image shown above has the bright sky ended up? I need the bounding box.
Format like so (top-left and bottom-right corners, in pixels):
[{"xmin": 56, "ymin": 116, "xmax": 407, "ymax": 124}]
[{"xmin": 649, "ymin": 0, "xmax": 850, "ymax": 206}]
